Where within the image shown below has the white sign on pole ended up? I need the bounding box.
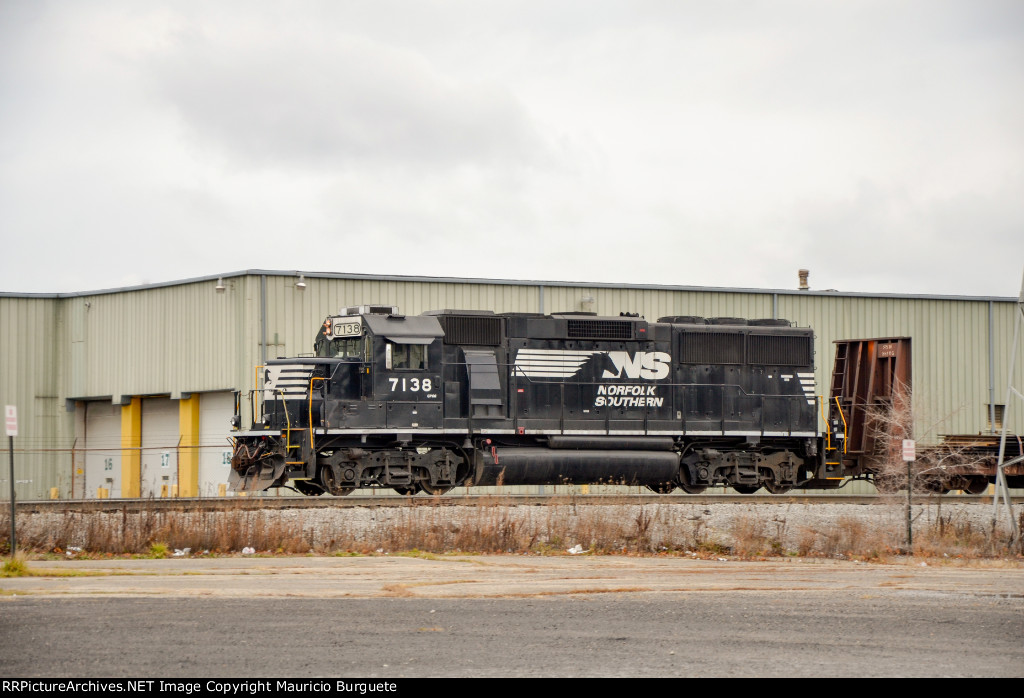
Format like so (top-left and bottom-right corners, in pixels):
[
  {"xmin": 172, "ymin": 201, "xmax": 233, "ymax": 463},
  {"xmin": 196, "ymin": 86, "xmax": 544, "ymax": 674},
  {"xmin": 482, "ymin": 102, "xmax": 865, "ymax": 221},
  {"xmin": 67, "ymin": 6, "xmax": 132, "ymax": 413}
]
[
  {"xmin": 902, "ymin": 439, "xmax": 915, "ymax": 462},
  {"xmin": 4, "ymin": 405, "xmax": 16, "ymax": 437}
]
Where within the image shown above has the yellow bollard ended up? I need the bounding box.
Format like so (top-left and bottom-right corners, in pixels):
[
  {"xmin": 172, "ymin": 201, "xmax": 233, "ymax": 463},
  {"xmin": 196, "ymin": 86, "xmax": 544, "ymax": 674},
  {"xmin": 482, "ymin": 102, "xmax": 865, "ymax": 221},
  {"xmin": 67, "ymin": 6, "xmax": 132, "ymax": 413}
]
[
  {"xmin": 218, "ymin": 483, "xmax": 227, "ymax": 497},
  {"xmin": 97, "ymin": 487, "xmax": 108, "ymax": 499},
  {"xmin": 171, "ymin": 484, "xmax": 178, "ymax": 498},
  {"xmin": 160, "ymin": 484, "xmax": 168, "ymax": 498},
  {"xmin": 50, "ymin": 487, "xmax": 59, "ymax": 500}
]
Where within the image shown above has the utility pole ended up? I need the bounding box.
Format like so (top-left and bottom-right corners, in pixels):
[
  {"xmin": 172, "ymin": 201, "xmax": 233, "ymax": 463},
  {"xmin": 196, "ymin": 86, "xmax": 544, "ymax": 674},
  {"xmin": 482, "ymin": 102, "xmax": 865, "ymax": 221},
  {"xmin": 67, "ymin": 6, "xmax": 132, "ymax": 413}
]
[
  {"xmin": 5, "ymin": 405, "xmax": 17, "ymax": 558},
  {"xmin": 902, "ymin": 439, "xmax": 915, "ymax": 553},
  {"xmin": 992, "ymin": 269, "xmax": 1024, "ymax": 546}
]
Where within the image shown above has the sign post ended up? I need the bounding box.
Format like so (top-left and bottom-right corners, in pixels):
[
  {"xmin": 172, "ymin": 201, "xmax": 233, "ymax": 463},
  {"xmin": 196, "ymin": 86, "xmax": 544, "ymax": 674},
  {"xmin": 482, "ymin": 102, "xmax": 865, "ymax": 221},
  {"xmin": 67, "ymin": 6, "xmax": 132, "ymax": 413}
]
[
  {"xmin": 5, "ymin": 405, "xmax": 17, "ymax": 558},
  {"xmin": 902, "ymin": 439, "xmax": 915, "ymax": 554}
]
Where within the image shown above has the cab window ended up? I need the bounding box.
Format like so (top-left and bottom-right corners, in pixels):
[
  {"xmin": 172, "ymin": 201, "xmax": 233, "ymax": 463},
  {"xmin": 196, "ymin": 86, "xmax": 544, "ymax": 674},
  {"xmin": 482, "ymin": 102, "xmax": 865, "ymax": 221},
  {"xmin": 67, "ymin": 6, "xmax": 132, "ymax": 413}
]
[
  {"xmin": 389, "ymin": 343, "xmax": 426, "ymax": 370},
  {"xmin": 317, "ymin": 336, "xmax": 365, "ymax": 359}
]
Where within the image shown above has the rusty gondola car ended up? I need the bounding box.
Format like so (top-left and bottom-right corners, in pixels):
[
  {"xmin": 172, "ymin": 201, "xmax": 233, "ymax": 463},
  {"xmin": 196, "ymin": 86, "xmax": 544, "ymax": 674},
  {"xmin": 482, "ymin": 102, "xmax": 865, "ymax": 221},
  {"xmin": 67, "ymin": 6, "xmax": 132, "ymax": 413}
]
[{"xmin": 829, "ymin": 337, "xmax": 1023, "ymax": 493}]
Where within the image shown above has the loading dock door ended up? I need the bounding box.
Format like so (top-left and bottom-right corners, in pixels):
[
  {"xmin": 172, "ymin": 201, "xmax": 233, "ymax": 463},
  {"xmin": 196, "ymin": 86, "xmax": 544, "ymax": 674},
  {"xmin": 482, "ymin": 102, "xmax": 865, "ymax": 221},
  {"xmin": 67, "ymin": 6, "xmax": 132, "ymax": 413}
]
[
  {"xmin": 141, "ymin": 398, "xmax": 178, "ymax": 497},
  {"xmin": 199, "ymin": 392, "xmax": 235, "ymax": 496},
  {"xmin": 84, "ymin": 401, "xmax": 121, "ymax": 498}
]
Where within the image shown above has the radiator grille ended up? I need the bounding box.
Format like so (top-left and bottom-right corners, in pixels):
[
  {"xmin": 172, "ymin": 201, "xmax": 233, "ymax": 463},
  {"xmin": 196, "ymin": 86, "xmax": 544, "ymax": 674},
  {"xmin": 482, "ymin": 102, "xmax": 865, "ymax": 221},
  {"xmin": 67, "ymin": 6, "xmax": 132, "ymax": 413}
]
[
  {"xmin": 747, "ymin": 334, "xmax": 812, "ymax": 366},
  {"xmin": 679, "ymin": 332, "xmax": 745, "ymax": 364},
  {"xmin": 439, "ymin": 315, "xmax": 502, "ymax": 345},
  {"xmin": 567, "ymin": 319, "xmax": 634, "ymax": 339}
]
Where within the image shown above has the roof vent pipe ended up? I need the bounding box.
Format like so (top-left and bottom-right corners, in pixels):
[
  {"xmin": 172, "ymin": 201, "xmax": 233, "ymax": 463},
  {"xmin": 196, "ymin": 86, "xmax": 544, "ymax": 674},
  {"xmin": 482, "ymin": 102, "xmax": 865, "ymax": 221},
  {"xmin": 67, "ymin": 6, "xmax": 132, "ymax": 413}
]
[{"xmin": 798, "ymin": 269, "xmax": 809, "ymax": 291}]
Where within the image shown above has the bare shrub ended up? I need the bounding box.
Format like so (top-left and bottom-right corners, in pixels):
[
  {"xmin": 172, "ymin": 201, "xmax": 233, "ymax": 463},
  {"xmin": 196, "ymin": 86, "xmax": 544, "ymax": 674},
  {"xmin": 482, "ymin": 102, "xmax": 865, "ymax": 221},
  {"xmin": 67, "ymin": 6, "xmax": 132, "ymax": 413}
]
[
  {"xmin": 729, "ymin": 515, "xmax": 772, "ymax": 558},
  {"xmin": 867, "ymin": 381, "xmax": 989, "ymax": 496},
  {"xmin": 11, "ymin": 502, "xmax": 314, "ymax": 555},
  {"xmin": 793, "ymin": 516, "xmax": 894, "ymax": 559},
  {"xmin": 914, "ymin": 511, "xmax": 990, "ymax": 558},
  {"xmin": 795, "ymin": 526, "xmax": 818, "ymax": 556}
]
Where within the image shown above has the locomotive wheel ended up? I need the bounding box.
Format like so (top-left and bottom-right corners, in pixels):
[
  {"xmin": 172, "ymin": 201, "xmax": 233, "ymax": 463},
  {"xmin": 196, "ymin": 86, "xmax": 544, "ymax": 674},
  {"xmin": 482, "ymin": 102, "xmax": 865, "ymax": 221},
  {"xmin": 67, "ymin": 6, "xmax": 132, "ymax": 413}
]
[
  {"xmin": 763, "ymin": 480, "xmax": 792, "ymax": 495},
  {"xmin": 732, "ymin": 484, "xmax": 761, "ymax": 494},
  {"xmin": 679, "ymin": 469, "xmax": 707, "ymax": 494},
  {"xmin": 962, "ymin": 477, "xmax": 989, "ymax": 495},
  {"xmin": 873, "ymin": 475, "xmax": 902, "ymax": 494},
  {"xmin": 919, "ymin": 479, "xmax": 951, "ymax": 495},
  {"xmin": 318, "ymin": 465, "xmax": 355, "ymax": 497},
  {"xmin": 679, "ymin": 483, "xmax": 708, "ymax": 494},
  {"xmin": 420, "ymin": 482, "xmax": 453, "ymax": 496},
  {"xmin": 292, "ymin": 479, "xmax": 326, "ymax": 496},
  {"xmin": 392, "ymin": 486, "xmax": 420, "ymax": 496}
]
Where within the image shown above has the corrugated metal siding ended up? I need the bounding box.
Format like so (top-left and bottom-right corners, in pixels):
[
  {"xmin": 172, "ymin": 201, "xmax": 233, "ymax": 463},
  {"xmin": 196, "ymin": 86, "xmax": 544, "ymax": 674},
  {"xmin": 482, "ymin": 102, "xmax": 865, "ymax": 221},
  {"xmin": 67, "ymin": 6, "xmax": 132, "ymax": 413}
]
[
  {"xmin": 260, "ymin": 275, "xmax": 541, "ymax": 361},
  {"xmin": 778, "ymin": 294, "xmax": 994, "ymax": 438},
  {"xmin": 990, "ymin": 300, "xmax": 1024, "ymax": 433},
  {"xmin": 0, "ymin": 297, "xmax": 74, "ymax": 499},
  {"xmin": 65, "ymin": 278, "xmax": 253, "ymax": 400}
]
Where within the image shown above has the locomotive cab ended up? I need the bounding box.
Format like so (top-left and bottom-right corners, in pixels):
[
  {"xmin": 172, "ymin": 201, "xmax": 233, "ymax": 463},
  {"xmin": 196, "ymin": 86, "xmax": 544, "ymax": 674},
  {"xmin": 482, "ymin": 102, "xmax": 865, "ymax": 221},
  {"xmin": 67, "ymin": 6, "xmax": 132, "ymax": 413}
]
[{"xmin": 311, "ymin": 310, "xmax": 444, "ymax": 429}]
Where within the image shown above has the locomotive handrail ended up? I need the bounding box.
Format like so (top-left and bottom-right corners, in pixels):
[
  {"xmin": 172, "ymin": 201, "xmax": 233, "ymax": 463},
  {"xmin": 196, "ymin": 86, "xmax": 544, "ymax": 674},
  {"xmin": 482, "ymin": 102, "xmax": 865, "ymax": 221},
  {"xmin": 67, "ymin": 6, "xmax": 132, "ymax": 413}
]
[
  {"xmin": 820, "ymin": 397, "xmax": 831, "ymax": 452},
  {"xmin": 307, "ymin": 376, "xmax": 327, "ymax": 460},
  {"xmin": 513, "ymin": 373, "xmax": 811, "ymax": 436},
  {"xmin": 253, "ymin": 365, "xmax": 266, "ymax": 424},
  {"xmin": 509, "ymin": 366, "xmax": 809, "ymax": 397},
  {"xmin": 834, "ymin": 396, "xmax": 848, "ymax": 454},
  {"xmin": 278, "ymin": 389, "xmax": 295, "ymax": 451}
]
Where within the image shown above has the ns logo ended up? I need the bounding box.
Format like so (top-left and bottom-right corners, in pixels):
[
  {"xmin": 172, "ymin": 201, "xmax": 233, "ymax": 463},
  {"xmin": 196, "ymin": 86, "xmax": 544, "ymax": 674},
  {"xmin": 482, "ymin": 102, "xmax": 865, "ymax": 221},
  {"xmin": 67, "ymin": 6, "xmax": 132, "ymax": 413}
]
[{"xmin": 601, "ymin": 351, "xmax": 671, "ymax": 380}]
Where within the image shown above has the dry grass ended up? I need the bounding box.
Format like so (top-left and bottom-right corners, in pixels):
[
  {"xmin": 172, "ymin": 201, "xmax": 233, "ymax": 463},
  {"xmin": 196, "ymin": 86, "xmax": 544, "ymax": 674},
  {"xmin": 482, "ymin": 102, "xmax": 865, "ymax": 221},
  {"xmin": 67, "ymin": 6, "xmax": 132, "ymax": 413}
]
[
  {"xmin": 1, "ymin": 498, "xmax": 1020, "ymax": 560},
  {"xmin": 1, "ymin": 502, "xmax": 314, "ymax": 556},
  {"xmin": 793, "ymin": 516, "xmax": 896, "ymax": 559},
  {"xmin": 1, "ymin": 552, "xmax": 30, "ymax": 577}
]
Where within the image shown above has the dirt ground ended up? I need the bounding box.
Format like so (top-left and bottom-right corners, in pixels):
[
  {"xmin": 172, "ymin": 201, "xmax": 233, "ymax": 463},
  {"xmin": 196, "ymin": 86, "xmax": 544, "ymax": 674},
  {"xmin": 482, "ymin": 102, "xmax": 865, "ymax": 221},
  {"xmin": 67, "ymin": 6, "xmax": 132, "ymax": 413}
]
[{"xmin": 4, "ymin": 554, "xmax": 1023, "ymax": 599}]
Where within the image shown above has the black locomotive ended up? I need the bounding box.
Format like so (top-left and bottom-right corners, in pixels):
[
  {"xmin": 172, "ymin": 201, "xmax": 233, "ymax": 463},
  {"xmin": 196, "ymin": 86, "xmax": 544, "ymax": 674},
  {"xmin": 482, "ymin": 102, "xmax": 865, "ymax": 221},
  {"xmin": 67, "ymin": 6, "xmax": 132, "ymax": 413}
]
[{"xmin": 230, "ymin": 305, "xmax": 845, "ymax": 496}]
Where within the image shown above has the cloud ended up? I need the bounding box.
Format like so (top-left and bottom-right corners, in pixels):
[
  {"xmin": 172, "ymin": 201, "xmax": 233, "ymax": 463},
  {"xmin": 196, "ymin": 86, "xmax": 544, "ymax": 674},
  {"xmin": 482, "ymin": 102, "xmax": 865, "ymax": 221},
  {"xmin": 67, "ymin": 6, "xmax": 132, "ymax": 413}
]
[
  {"xmin": 0, "ymin": 1, "xmax": 1022, "ymax": 297},
  {"xmin": 146, "ymin": 23, "xmax": 550, "ymax": 172}
]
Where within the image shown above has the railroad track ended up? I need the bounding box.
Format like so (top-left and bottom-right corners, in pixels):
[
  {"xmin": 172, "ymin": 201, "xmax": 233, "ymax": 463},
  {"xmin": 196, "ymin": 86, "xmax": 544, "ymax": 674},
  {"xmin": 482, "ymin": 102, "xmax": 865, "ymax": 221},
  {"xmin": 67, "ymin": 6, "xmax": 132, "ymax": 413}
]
[{"xmin": 7, "ymin": 492, "xmax": 1019, "ymax": 514}]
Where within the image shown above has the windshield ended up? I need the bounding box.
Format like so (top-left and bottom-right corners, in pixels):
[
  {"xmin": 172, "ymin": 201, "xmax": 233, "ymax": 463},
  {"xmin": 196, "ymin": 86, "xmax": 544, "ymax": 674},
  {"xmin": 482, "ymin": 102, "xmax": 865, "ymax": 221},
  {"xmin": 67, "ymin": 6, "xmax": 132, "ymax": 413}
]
[{"xmin": 317, "ymin": 336, "xmax": 365, "ymax": 359}]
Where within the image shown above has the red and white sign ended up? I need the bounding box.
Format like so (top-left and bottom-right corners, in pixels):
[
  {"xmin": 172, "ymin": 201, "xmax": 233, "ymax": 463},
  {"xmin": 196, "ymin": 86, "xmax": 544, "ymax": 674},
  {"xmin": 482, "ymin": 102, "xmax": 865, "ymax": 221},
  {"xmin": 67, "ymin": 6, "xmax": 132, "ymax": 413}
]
[
  {"xmin": 5, "ymin": 405, "xmax": 17, "ymax": 437},
  {"xmin": 901, "ymin": 439, "xmax": 915, "ymax": 462}
]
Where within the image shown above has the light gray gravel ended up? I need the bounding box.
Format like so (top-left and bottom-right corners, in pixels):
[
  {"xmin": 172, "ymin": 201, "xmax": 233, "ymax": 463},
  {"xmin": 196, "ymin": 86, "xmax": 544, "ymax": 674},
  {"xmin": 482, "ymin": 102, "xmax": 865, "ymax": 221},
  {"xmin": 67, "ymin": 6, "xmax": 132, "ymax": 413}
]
[{"xmin": 11, "ymin": 499, "xmax": 1021, "ymax": 555}]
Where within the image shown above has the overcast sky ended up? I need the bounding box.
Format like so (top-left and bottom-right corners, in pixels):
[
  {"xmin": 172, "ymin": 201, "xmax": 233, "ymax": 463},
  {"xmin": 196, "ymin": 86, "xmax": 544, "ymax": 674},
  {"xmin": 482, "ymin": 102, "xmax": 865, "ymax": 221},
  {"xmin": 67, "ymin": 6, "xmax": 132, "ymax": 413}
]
[{"xmin": 1, "ymin": 1, "xmax": 1022, "ymax": 297}]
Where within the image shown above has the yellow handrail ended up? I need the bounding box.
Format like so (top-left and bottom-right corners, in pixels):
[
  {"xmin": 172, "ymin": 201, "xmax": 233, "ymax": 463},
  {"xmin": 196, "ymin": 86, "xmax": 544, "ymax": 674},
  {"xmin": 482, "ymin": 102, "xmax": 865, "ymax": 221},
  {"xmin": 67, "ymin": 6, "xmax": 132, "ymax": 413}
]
[
  {"xmin": 280, "ymin": 389, "xmax": 294, "ymax": 449},
  {"xmin": 308, "ymin": 377, "xmax": 326, "ymax": 459},
  {"xmin": 834, "ymin": 396, "xmax": 848, "ymax": 454},
  {"xmin": 819, "ymin": 395, "xmax": 849, "ymax": 455}
]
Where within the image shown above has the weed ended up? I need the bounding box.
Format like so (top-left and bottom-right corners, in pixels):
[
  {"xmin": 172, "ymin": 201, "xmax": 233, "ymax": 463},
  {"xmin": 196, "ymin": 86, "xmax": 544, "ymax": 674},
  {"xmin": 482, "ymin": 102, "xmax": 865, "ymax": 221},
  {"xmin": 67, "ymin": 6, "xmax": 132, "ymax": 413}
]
[{"xmin": 1, "ymin": 553, "xmax": 30, "ymax": 577}]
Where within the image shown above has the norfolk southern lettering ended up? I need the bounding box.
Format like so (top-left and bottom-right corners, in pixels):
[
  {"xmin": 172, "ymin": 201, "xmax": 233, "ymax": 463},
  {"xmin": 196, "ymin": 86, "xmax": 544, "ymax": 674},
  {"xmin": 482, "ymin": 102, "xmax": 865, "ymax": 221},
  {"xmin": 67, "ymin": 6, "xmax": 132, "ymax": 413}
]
[
  {"xmin": 230, "ymin": 307, "xmax": 839, "ymax": 496},
  {"xmin": 594, "ymin": 384, "xmax": 664, "ymax": 408}
]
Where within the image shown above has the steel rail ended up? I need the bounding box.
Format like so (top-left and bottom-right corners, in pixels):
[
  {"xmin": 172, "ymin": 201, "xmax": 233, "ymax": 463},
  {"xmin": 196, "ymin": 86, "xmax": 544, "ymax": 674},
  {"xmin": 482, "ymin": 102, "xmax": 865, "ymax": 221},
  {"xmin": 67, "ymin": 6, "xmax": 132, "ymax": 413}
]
[{"xmin": 6, "ymin": 492, "xmax": 1020, "ymax": 514}]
